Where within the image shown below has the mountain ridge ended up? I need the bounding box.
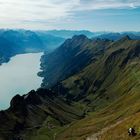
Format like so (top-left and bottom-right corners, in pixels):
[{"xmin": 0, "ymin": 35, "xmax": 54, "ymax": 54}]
[
  {"xmin": 0, "ymin": 88, "xmax": 83, "ymax": 140},
  {"xmin": 37, "ymin": 35, "xmax": 140, "ymax": 140},
  {"xmin": 0, "ymin": 34, "xmax": 140, "ymax": 140},
  {"xmin": 38, "ymin": 35, "xmax": 113, "ymax": 88}
]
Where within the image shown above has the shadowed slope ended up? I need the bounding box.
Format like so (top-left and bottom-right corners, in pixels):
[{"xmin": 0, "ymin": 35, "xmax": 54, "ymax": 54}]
[{"xmin": 0, "ymin": 88, "xmax": 83, "ymax": 140}]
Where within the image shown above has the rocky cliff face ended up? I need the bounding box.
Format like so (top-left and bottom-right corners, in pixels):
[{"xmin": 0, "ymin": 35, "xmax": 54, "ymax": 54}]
[{"xmin": 0, "ymin": 88, "xmax": 83, "ymax": 140}]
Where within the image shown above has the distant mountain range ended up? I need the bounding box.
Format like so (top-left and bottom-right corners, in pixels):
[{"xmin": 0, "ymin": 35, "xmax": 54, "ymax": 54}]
[
  {"xmin": 36, "ymin": 30, "xmax": 97, "ymax": 38},
  {"xmin": 0, "ymin": 29, "xmax": 140, "ymax": 65},
  {"xmin": 0, "ymin": 29, "xmax": 64, "ymax": 64},
  {"xmin": 0, "ymin": 34, "xmax": 140, "ymax": 140},
  {"xmin": 94, "ymin": 32, "xmax": 140, "ymax": 40},
  {"xmin": 37, "ymin": 30, "xmax": 140, "ymax": 40}
]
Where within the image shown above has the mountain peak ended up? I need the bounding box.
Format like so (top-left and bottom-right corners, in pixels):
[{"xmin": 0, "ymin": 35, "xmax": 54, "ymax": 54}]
[
  {"xmin": 72, "ymin": 34, "xmax": 88, "ymax": 40},
  {"xmin": 10, "ymin": 94, "xmax": 24, "ymax": 108},
  {"xmin": 120, "ymin": 35, "xmax": 131, "ymax": 41}
]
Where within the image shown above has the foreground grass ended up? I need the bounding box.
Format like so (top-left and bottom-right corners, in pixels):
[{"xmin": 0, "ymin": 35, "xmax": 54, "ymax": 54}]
[{"xmin": 100, "ymin": 112, "xmax": 140, "ymax": 140}]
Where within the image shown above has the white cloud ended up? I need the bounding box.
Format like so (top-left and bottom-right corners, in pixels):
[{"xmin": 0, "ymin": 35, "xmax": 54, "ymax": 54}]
[
  {"xmin": 0, "ymin": 0, "xmax": 78, "ymax": 21},
  {"xmin": 0, "ymin": 0, "xmax": 139, "ymax": 29},
  {"xmin": 78, "ymin": 0, "xmax": 140, "ymax": 10}
]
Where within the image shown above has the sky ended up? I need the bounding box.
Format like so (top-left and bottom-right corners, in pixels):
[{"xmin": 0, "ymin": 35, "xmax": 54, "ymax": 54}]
[{"xmin": 0, "ymin": 0, "xmax": 140, "ymax": 31}]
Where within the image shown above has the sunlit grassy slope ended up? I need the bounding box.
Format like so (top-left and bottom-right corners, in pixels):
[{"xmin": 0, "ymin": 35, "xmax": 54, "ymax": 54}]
[
  {"xmin": 21, "ymin": 36, "xmax": 140, "ymax": 140},
  {"xmin": 0, "ymin": 36, "xmax": 138, "ymax": 140},
  {"xmin": 56, "ymin": 59, "xmax": 140, "ymax": 140},
  {"xmin": 25, "ymin": 36, "xmax": 140, "ymax": 140}
]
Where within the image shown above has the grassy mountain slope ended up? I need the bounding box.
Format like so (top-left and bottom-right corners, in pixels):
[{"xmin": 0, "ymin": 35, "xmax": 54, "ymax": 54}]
[
  {"xmin": 0, "ymin": 35, "xmax": 140, "ymax": 140},
  {"xmin": 38, "ymin": 35, "xmax": 140, "ymax": 140},
  {"xmin": 39, "ymin": 35, "xmax": 113, "ymax": 88},
  {"xmin": 55, "ymin": 37, "xmax": 140, "ymax": 140}
]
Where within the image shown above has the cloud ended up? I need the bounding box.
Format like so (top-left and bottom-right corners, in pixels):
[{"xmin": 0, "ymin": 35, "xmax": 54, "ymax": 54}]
[
  {"xmin": 0, "ymin": 0, "xmax": 78, "ymax": 21},
  {"xmin": 78, "ymin": 0, "xmax": 140, "ymax": 10},
  {"xmin": 0, "ymin": 0, "xmax": 139, "ymax": 29}
]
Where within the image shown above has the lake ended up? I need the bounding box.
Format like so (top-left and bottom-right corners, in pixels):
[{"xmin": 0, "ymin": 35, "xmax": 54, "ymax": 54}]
[{"xmin": 0, "ymin": 53, "xmax": 43, "ymax": 110}]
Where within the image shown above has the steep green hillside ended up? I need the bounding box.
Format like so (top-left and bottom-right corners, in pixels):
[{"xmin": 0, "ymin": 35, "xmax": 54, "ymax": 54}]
[
  {"xmin": 0, "ymin": 35, "xmax": 139, "ymax": 140},
  {"xmin": 38, "ymin": 35, "xmax": 140, "ymax": 140},
  {"xmin": 39, "ymin": 35, "xmax": 112, "ymax": 88},
  {"xmin": 55, "ymin": 37, "xmax": 140, "ymax": 140}
]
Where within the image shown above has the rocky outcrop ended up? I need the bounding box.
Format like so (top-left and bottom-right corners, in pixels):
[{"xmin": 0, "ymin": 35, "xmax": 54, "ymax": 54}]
[{"xmin": 0, "ymin": 88, "xmax": 83, "ymax": 140}]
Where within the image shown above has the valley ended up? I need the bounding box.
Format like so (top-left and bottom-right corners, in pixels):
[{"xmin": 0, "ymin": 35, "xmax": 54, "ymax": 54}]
[
  {"xmin": 0, "ymin": 0, "xmax": 140, "ymax": 139},
  {"xmin": 0, "ymin": 31, "xmax": 140, "ymax": 140}
]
